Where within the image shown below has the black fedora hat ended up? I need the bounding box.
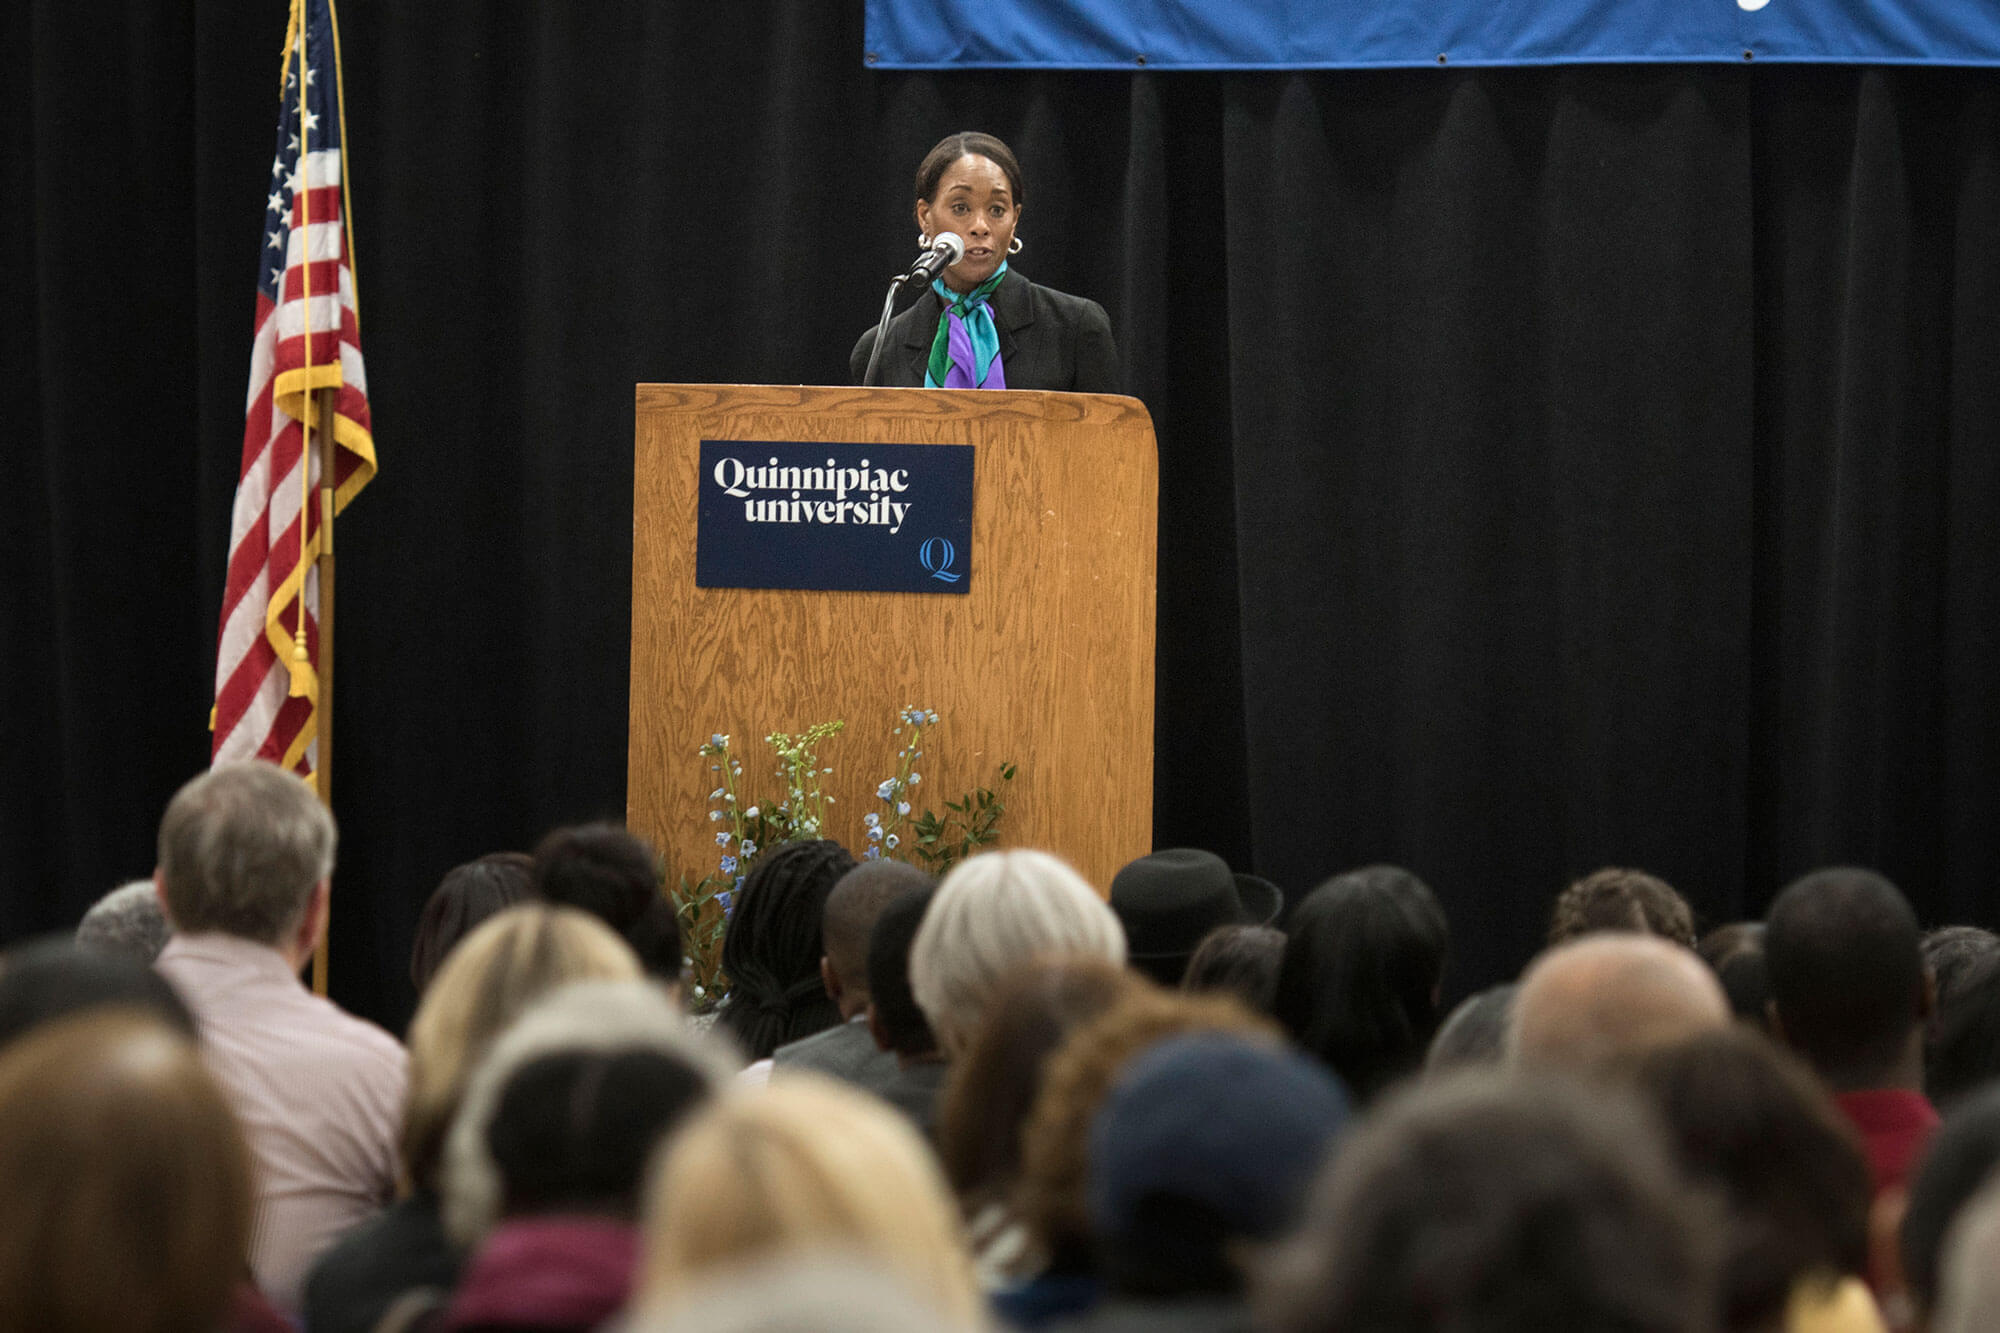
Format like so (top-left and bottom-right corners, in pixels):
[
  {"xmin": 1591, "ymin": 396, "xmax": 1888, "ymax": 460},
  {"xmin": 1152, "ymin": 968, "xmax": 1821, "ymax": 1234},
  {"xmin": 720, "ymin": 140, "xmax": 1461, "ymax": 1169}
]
[{"xmin": 1110, "ymin": 849, "xmax": 1284, "ymax": 985}]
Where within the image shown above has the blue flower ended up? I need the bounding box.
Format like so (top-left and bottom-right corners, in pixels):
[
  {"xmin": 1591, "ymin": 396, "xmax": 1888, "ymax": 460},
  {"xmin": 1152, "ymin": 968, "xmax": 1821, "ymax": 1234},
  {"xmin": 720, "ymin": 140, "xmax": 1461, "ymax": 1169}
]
[
  {"xmin": 864, "ymin": 845, "xmax": 882, "ymax": 860},
  {"xmin": 897, "ymin": 801, "xmax": 911, "ymax": 816},
  {"xmin": 863, "ymin": 812, "xmax": 880, "ymax": 828},
  {"xmin": 719, "ymin": 855, "xmax": 738, "ymax": 875},
  {"xmin": 909, "ymin": 772, "xmax": 921, "ymax": 785},
  {"xmin": 885, "ymin": 833, "xmax": 900, "ymax": 850},
  {"xmin": 740, "ymin": 840, "xmax": 757, "ymax": 857},
  {"xmin": 877, "ymin": 779, "xmax": 897, "ymax": 801},
  {"xmin": 710, "ymin": 733, "xmax": 727, "ymax": 747},
  {"xmin": 867, "ymin": 825, "xmax": 882, "ymax": 841},
  {"xmin": 715, "ymin": 831, "xmax": 732, "ymax": 846},
  {"xmin": 708, "ymin": 810, "xmax": 722, "ymax": 822},
  {"xmin": 710, "ymin": 787, "xmax": 725, "ymax": 800},
  {"xmin": 716, "ymin": 890, "xmax": 734, "ymax": 916}
]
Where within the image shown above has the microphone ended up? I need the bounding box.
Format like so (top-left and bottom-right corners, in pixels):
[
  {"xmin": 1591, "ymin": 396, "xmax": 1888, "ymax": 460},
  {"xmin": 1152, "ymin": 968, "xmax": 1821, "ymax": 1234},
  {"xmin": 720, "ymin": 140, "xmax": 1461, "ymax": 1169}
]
[{"xmin": 903, "ymin": 232, "xmax": 964, "ymax": 284}]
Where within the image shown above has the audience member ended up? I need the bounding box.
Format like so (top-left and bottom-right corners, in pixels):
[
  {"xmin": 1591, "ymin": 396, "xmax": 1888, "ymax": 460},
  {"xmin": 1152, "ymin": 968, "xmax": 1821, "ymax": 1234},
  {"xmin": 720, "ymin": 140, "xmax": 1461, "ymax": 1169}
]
[
  {"xmin": 0, "ymin": 935, "xmax": 194, "ymax": 1046},
  {"xmin": 1511, "ymin": 933, "xmax": 1728, "ymax": 1074},
  {"xmin": 440, "ymin": 980, "xmax": 734, "ymax": 1332},
  {"xmin": 1899, "ymin": 1086, "xmax": 2000, "ymax": 1329},
  {"xmin": 0, "ymin": 1011, "xmax": 253, "ymax": 1333},
  {"xmin": 409, "ymin": 851, "xmax": 535, "ymax": 995},
  {"xmin": 863, "ymin": 883, "xmax": 950, "ymax": 1132},
  {"xmin": 532, "ymin": 824, "xmax": 681, "ymax": 983},
  {"xmin": 1108, "ymin": 849, "xmax": 1281, "ymax": 986},
  {"xmin": 1271, "ymin": 864, "xmax": 1448, "ymax": 1102},
  {"xmin": 716, "ymin": 838, "xmax": 858, "ymax": 1060},
  {"xmin": 1548, "ymin": 866, "xmax": 1697, "ymax": 948},
  {"xmin": 75, "ymin": 878, "xmax": 173, "ymax": 963},
  {"xmin": 302, "ymin": 906, "xmax": 642, "ymax": 1333},
  {"xmin": 935, "ymin": 958, "xmax": 1142, "ymax": 1280},
  {"xmin": 1180, "ymin": 924, "xmax": 1285, "ymax": 1014},
  {"xmin": 1931, "ymin": 1176, "xmax": 2000, "ymax": 1333},
  {"xmin": 1257, "ymin": 1071, "xmax": 1718, "ymax": 1333},
  {"xmin": 910, "ymin": 848, "xmax": 1127, "ymax": 1058},
  {"xmin": 637, "ymin": 1076, "xmax": 982, "ymax": 1328},
  {"xmin": 1424, "ymin": 982, "xmax": 1517, "ymax": 1073},
  {"xmin": 1924, "ymin": 951, "xmax": 2000, "ymax": 1112},
  {"xmin": 1922, "ymin": 926, "xmax": 2000, "ymax": 1104},
  {"xmin": 626, "ymin": 1257, "xmax": 984, "ymax": 1333},
  {"xmin": 772, "ymin": 859, "xmax": 930, "ymax": 1089},
  {"xmin": 1698, "ymin": 922, "xmax": 1772, "ymax": 1030},
  {"xmin": 1765, "ymin": 867, "xmax": 1938, "ymax": 1198},
  {"xmin": 1634, "ymin": 1028, "xmax": 1875, "ymax": 1332},
  {"xmin": 1011, "ymin": 987, "xmax": 1278, "ymax": 1327},
  {"xmin": 1055, "ymin": 1034, "xmax": 1349, "ymax": 1333},
  {"xmin": 151, "ymin": 761, "xmax": 406, "ymax": 1311}
]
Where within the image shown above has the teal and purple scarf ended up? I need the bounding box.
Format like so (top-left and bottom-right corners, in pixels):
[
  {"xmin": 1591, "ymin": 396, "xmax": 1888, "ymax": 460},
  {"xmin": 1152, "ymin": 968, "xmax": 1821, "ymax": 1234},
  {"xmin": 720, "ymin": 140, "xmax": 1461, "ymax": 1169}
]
[{"xmin": 925, "ymin": 263, "xmax": 1008, "ymax": 389}]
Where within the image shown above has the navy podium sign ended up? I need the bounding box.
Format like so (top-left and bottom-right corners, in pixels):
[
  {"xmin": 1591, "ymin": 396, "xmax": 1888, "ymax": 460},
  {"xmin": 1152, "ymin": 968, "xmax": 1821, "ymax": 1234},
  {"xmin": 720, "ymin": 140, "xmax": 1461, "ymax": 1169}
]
[{"xmin": 695, "ymin": 440, "xmax": 974, "ymax": 594}]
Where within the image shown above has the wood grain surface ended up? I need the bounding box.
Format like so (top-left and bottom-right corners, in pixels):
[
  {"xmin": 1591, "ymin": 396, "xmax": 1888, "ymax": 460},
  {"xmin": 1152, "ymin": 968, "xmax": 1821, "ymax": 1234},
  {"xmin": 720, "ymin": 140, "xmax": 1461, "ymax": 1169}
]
[{"xmin": 627, "ymin": 384, "xmax": 1157, "ymax": 894}]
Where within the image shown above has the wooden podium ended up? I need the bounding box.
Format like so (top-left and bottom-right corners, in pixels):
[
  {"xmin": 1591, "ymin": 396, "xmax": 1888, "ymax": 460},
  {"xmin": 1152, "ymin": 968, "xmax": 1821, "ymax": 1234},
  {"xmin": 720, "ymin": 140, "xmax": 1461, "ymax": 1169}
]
[{"xmin": 627, "ymin": 384, "xmax": 1157, "ymax": 892}]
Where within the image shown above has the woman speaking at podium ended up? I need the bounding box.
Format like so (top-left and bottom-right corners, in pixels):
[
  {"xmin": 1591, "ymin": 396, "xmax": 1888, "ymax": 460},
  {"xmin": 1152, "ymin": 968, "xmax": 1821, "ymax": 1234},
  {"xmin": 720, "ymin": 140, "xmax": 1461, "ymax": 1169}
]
[{"xmin": 850, "ymin": 131, "xmax": 1120, "ymax": 393}]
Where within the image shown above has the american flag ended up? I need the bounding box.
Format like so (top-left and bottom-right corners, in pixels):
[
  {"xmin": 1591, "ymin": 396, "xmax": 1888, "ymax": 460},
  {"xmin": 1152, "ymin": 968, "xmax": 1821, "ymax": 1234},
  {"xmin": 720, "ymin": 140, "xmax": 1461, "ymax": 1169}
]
[{"xmin": 212, "ymin": 0, "xmax": 375, "ymax": 777}]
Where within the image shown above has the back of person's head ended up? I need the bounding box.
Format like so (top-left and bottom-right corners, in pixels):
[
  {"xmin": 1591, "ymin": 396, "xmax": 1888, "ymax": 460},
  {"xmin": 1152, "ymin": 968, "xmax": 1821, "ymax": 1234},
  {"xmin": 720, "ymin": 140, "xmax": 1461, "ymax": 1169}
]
[
  {"xmin": 75, "ymin": 880, "xmax": 173, "ymax": 964},
  {"xmin": 1271, "ymin": 865, "xmax": 1449, "ymax": 1102},
  {"xmin": 156, "ymin": 760, "xmax": 335, "ymax": 945},
  {"xmin": 1900, "ymin": 1084, "xmax": 2000, "ymax": 1324},
  {"xmin": 410, "ymin": 851, "xmax": 534, "ymax": 994},
  {"xmin": 403, "ymin": 904, "xmax": 643, "ymax": 1191},
  {"xmin": 1089, "ymin": 1034, "xmax": 1349, "ymax": 1297},
  {"xmin": 1425, "ymin": 983, "xmax": 1518, "ymax": 1074},
  {"xmin": 639, "ymin": 1076, "xmax": 980, "ymax": 1327},
  {"xmin": 0, "ymin": 1012, "xmax": 253, "ymax": 1333},
  {"xmin": 1018, "ymin": 986, "xmax": 1279, "ymax": 1269},
  {"xmin": 1698, "ymin": 922, "xmax": 1772, "ymax": 1029},
  {"xmin": 1924, "ymin": 927, "xmax": 2000, "ymax": 1007},
  {"xmin": 1258, "ymin": 1071, "xmax": 1717, "ymax": 1333},
  {"xmin": 1634, "ymin": 1028, "xmax": 1871, "ymax": 1331},
  {"xmin": 1511, "ymin": 933, "xmax": 1729, "ymax": 1074},
  {"xmin": 910, "ymin": 848, "xmax": 1127, "ymax": 1057},
  {"xmin": 627, "ymin": 1256, "xmax": 983, "ymax": 1333},
  {"xmin": 1549, "ymin": 867, "xmax": 1697, "ymax": 948},
  {"xmin": 533, "ymin": 823, "xmax": 681, "ymax": 982},
  {"xmin": 936, "ymin": 955, "xmax": 1142, "ymax": 1203},
  {"xmin": 1933, "ymin": 1176, "xmax": 2000, "ymax": 1333},
  {"xmin": 0, "ymin": 937, "xmax": 195, "ymax": 1048},
  {"xmin": 823, "ymin": 860, "xmax": 933, "ymax": 1008},
  {"xmin": 716, "ymin": 839, "xmax": 856, "ymax": 1059},
  {"xmin": 1925, "ymin": 951, "xmax": 2000, "ymax": 1111},
  {"xmin": 866, "ymin": 886, "xmax": 939, "ymax": 1059},
  {"xmin": 1181, "ymin": 924, "xmax": 1286, "ymax": 1013},
  {"xmin": 1764, "ymin": 867, "xmax": 1926, "ymax": 1086},
  {"xmin": 443, "ymin": 979, "xmax": 736, "ymax": 1245}
]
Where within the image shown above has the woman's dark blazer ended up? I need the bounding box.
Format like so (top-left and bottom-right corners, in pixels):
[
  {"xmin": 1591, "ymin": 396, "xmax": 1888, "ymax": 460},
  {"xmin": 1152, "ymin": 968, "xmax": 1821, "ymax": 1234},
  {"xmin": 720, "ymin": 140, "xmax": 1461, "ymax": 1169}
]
[{"xmin": 849, "ymin": 270, "xmax": 1121, "ymax": 394}]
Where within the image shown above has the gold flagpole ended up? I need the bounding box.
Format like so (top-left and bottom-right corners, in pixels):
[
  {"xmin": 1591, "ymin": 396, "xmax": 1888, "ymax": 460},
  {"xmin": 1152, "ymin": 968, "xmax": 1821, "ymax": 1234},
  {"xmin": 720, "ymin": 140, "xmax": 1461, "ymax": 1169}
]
[{"xmin": 313, "ymin": 389, "xmax": 335, "ymax": 996}]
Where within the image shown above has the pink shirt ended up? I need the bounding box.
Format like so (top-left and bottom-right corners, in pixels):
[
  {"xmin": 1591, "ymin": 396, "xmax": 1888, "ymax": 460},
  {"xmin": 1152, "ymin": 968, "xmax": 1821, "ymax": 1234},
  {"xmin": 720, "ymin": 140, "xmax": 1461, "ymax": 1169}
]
[{"xmin": 157, "ymin": 933, "xmax": 407, "ymax": 1313}]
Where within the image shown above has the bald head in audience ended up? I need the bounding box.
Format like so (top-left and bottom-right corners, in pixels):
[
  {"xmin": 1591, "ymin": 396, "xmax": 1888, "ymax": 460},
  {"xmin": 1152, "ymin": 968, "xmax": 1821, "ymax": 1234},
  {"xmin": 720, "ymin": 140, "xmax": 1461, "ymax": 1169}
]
[{"xmin": 1512, "ymin": 934, "xmax": 1729, "ymax": 1072}]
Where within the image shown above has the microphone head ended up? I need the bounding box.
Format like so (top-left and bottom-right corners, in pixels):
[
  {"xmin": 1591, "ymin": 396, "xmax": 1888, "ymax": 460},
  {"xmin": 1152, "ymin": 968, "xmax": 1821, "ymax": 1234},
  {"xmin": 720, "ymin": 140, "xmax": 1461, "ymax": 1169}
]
[{"xmin": 933, "ymin": 232, "xmax": 966, "ymax": 262}]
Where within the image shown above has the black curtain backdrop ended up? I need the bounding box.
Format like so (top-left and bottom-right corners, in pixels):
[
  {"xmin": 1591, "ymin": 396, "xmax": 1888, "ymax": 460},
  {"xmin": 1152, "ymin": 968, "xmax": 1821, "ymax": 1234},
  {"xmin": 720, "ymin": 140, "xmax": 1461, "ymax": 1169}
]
[{"xmin": 7, "ymin": 4, "xmax": 1998, "ymax": 1033}]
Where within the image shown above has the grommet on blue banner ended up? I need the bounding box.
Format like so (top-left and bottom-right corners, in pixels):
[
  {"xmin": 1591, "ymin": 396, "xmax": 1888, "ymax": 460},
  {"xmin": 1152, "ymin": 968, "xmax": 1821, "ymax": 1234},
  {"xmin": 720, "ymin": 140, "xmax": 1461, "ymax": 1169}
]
[
  {"xmin": 1135, "ymin": 53, "xmax": 1146, "ymax": 65},
  {"xmin": 1437, "ymin": 52, "xmax": 1449, "ymax": 64},
  {"xmin": 1742, "ymin": 48, "xmax": 1755, "ymax": 60}
]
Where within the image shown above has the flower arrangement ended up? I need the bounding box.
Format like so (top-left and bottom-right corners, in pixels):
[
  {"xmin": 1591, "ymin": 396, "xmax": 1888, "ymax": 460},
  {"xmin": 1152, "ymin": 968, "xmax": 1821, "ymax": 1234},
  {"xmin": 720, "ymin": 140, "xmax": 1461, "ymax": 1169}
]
[{"xmin": 667, "ymin": 707, "xmax": 1013, "ymax": 1009}]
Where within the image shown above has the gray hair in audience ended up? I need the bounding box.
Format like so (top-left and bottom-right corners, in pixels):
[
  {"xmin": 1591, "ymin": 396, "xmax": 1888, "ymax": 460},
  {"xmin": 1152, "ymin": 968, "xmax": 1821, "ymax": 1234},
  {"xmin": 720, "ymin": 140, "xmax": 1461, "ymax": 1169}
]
[
  {"xmin": 1258, "ymin": 1070, "xmax": 1717, "ymax": 1333},
  {"xmin": 626, "ymin": 1255, "xmax": 982, "ymax": 1333},
  {"xmin": 909, "ymin": 849, "xmax": 1126, "ymax": 1057},
  {"xmin": 156, "ymin": 761, "xmax": 336, "ymax": 944},
  {"xmin": 1426, "ymin": 983, "xmax": 1518, "ymax": 1073},
  {"xmin": 1935, "ymin": 1177, "xmax": 2000, "ymax": 1333},
  {"xmin": 441, "ymin": 979, "xmax": 737, "ymax": 1246},
  {"xmin": 75, "ymin": 881, "xmax": 172, "ymax": 964}
]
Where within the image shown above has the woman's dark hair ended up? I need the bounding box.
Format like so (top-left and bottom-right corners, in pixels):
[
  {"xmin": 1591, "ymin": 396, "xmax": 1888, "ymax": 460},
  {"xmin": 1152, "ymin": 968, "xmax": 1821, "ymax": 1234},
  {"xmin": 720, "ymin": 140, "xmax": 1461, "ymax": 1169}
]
[
  {"xmin": 716, "ymin": 839, "xmax": 857, "ymax": 1060},
  {"xmin": 0, "ymin": 937, "xmax": 196, "ymax": 1047},
  {"xmin": 915, "ymin": 131, "xmax": 1024, "ymax": 207},
  {"xmin": 1271, "ymin": 866, "xmax": 1449, "ymax": 1103},
  {"xmin": 409, "ymin": 851, "xmax": 534, "ymax": 993},
  {"xmin": 935, "ymin": 955, "xmax": 1139, "ymax": 1204},
  {"xmin": 1697, "ymin": 922, "xmax": 1772, "ymax": 1029},
  {"xmin": 1927, "ymin": 951, "xmax": 2000, "ymax": 1111},
  {"xmin": 1181, "ymin": 924, "xmax": 1285, "ymax": 1014},
  {"xmin": 531, "ymin": 824, "xmax": 681, "ymax": 983},
  {"xmin": 486, "ymin": 1048, "xmax": 710, "ymax": 1221},
  {"xmin": 866, "ymin": 887, "xmax": 939, "ymax": 1059},
  {"xmin": 1634, "ymin": 1028, "xmax": 1871, "ymax": 1331},
  {"xmin": 1901, "ymin": 1084, "xmax": 2000, "ymax": 1323}
]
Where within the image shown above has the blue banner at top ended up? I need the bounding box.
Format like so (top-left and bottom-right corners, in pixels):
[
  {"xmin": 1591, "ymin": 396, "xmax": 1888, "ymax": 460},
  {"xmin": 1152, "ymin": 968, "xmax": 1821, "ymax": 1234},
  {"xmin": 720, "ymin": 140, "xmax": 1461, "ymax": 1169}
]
[{"xmin": 864, "ymin": 0, "xmax": 2000, "ymax": 70}]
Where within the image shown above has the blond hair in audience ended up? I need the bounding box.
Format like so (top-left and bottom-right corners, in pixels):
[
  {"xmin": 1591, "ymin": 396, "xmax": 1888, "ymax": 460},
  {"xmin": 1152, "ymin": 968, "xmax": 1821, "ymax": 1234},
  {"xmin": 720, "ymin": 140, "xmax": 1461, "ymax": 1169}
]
[
  {"xmin": 402, "ymin": 903, "xmax": 643, "ymax": 1190},
  {"xmin": 910, "ymin": 849, "xmax": 1127, "ymax": 1057},
  {"xmin": 0, "ymin": 1011, "xmax": 254, "ymax": 1333},
  {"xmin": 638, "ymin": 1076, "xmax": 981, "ymax": 1326}
]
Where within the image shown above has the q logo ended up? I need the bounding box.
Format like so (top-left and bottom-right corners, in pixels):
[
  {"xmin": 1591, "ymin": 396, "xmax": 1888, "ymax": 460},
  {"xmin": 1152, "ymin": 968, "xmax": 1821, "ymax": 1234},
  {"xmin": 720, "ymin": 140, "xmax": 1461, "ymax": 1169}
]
[{"xmin": 918, "ymin": 537, "xmax": 961, "ymax": 584}]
